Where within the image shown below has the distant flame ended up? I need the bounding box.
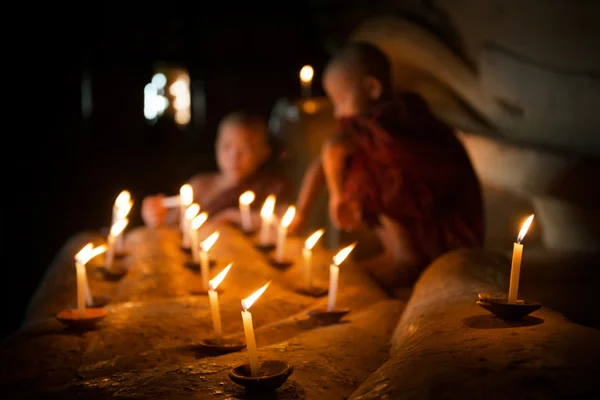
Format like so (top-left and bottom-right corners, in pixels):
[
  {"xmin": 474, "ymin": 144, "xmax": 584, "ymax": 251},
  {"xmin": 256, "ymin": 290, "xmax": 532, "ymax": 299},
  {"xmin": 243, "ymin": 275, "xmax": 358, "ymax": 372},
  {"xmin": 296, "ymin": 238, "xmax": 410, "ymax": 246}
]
[
  {"xmin": 110, "ymin": 218, "xmax": 128, "ymax": 237},
  {"xmin": 280, "ymin": 205, "xmax": 296, "ymax": 228},
  {"xmin": 75, "ymin": 243, "xmax": 93, "ymax": 261},
  {"xmin": 116, "ymin": 200, "xmax": 133, "ymax": 220},
  {"xmin": 180, "ymin": 184, "xmax": 193, "ymax": 206},
  {"xmin": 75, "ymin": 243, "xmax": 107, "ymax": 264},
  {"xmin": 88, "ymin": 244, "xmax": 108, "ymax": 260},
  {"xmin": 209, "ymin": 263, "xmax": 232, "ymax": 291},
  {"xmin": 332, "ymin": 242, "xmax": 356, "ymax": 266},
  {"xmin": 115, "ymin": 190, "xmax": 131, "ymax": 209},
  {"xmin": 241, "ymin": 281, "xmax": 271, "ymax": 311},
  {"xmin": 201, "ymin": 231, "xmax": 220, "ymax": 252},
  {"xmin": 185, "ymin": 203, "xmax": 200, "ymax": 221},
  {"xmin": 191, "ymin": 212, "xmax": 208, "ymax": 230},
  {"xmin": 239, "ymin": 190, "xmax": 256, "ymax": 206},
  {"xmin": 516, "ymin": 214, "xmax": 534, "ymax": 244},
  {"xmin": 304, "ymin": 228, "xmax": 325, "ymax": 250},
  {"xmin": 299, "ymin": 65, "xmax": 314, "ymax": 83},
  {"xmin": 260, "ymin": 194, "xmax": 276, "ymax": 219}
]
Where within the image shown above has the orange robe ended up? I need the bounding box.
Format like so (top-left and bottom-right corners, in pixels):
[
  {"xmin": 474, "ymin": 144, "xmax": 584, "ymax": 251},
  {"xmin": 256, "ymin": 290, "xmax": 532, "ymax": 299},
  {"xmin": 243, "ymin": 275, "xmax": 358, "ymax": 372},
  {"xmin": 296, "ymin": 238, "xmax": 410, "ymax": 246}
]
[{"xmin": 341, "ymin": 94, "xmax": 484, "ymax": 262}]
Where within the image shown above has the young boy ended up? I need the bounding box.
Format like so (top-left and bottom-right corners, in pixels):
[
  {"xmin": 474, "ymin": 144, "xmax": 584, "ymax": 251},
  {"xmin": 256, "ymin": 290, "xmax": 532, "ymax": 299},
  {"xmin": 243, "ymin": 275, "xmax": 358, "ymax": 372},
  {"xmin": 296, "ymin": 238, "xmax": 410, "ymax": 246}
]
[
  {"xmin": 290, "ymin": 42, "xmax": 484, "ymax": 289},
  {"xmin": 142, "ymin": 111, "xmax": 291, "ymax": 228}
]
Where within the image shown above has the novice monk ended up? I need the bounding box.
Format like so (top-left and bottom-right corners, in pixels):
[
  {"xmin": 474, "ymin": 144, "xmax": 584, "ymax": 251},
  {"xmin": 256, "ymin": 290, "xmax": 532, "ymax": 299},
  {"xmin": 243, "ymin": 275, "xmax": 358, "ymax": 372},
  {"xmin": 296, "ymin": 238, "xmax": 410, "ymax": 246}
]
[
  {"xmin": 290, "ymin": 42, "xmax": 484, "ymax": 290},
  {"xmin": 142, "ymin": 111, "xmax": 291, "ymax": 228}
]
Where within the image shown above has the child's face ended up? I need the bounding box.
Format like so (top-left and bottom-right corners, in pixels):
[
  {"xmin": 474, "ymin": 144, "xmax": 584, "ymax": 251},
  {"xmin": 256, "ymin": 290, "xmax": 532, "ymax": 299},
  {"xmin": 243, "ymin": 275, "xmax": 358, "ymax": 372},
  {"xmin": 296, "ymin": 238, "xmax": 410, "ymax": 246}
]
[
  {"xmin": 216, "ymin": 122, "xmax": 269, "ymax": 183},
  {"xmin": 323, "ymin": 66, "xmax": 372, "ymax": 119}
]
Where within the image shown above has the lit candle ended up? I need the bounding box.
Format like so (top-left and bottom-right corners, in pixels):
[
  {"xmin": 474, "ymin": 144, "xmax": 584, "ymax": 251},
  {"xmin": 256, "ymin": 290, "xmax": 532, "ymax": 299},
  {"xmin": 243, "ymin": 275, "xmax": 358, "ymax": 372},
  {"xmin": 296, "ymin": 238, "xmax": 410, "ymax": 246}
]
[
  {"xmin": 208, "ymin": 263, "xmax": 232, "ymax": 344},
  {"xmin": 299, "ymin": 65, "xmax": 314, "ymax": 97},
  {"xmin": 303, "ymin": 229, "xmax": 325, "ymax": 290},
  {"xmin": 508, "ymin": 214, "xmax": 534, "ymax": 304},
  {"xmin": 239, "ymin": 190, "xmax": 256, "ymax": 232},
  {"xmin": 200, "ymin": 231, "xmax": 220, "ymax": 291},
  {"xmin": 275, "ymin": 206, "xmax": 296, "ymax": 262},
  {"xmin": 241, "ymin": 281, "xmax": 271, "ymax": 376},
  {"xmin": 327, "ymin": 243, "xmax": 356, "ymax": 311},
  {"xmin": 190, "ymin": 212, "xmax": 208, "ymax": 263},
  {"xmin": 179, "ymin": 184, "xmax": 193, "ymax": 239},
  {"xmin": 105, "ymin": 219, "xmax": 128, "ymax": 271},
  {"xmin": 115, "ymin": 199, "xmax": 133, "ymax": 253},
  {"xmin": 75, "ymin": 243, "xmax": 107, "ymax": 315},
  {"xmin": 111, "ymin": 190, "xmax": 130, "ymax": 228},
  {"xmin": 259, "ymin": 194, "xmax": 276, "ymax": 245},
  {"xmin": 182, "ymin": 203, "xmax": 200, "ymax": 249}
]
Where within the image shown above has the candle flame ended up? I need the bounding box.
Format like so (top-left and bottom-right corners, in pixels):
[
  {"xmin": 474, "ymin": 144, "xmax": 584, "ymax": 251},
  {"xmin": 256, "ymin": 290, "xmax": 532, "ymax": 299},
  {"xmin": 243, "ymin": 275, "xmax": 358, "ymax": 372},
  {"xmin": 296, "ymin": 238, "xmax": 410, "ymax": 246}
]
[
  {"xmin": 209, "ymin": 263, "xmax": 232, "ymax": 291},
  {"xmin": 280, "ymin": 205, "xmax": 296, "ymax": 228},
  {"xmin": 180, "ymin": 184, "xmax": 193, "ymax": 206},
  {"xmin": 185, "ymin": 203, "xmax": 200, "ymax": 221},
  {"xmin": 239, "ymin": 190, "xmax": 256, "ymax": 206},
  {"xmin": 115, "ymin": 190, "xmax": 131, "ymax": 208},
  {"xmin": 75, "ymin": 243, "xmax": 108, "ymax": 264},
  {"xmin": 299, "ymin": 65, "xmax": 314, "ymax": 83},
  {"xmin": 110, "ymin": 218, "xmax": 128, "ymax": 237},
  {"xmin": 260, "ymin": 194, "xmax": 276, "ymax": 219},
  {"xmin": 304, "ymin": 228, "xmax": 325, "ymax": 250},
  {"xmin": 516, "ymin": 214, "xmax": 535, "ymax": 244},
  {"xmin": 116, "ymin": 199, "xmax": 133, "ymax": 219},
  {"xmin": 332, "ymin": 242, "xmax": 356, "ymax": 266},
  {"xmin": 201, "ymin": 231, "xmax": 220, "ymax": 252},
  {"xmin": 191, "ymin": 212, "xmax": 208, "ymax": 230},
  {"xmin": 241, "ymin": 281, "xmax": 271, "ymax": 311}
]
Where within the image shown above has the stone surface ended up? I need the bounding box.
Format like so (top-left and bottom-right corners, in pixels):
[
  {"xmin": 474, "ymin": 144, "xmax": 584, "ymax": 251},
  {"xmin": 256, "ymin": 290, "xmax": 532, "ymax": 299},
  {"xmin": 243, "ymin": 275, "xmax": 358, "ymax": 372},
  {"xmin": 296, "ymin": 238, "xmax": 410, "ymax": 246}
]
[
  {"xmin": 2, "ymin": 222, "xmax": 406, "ymax": 399},
  {"xmin": 348, "ymin": 249, "xmax": 600, "ymax": 399}
]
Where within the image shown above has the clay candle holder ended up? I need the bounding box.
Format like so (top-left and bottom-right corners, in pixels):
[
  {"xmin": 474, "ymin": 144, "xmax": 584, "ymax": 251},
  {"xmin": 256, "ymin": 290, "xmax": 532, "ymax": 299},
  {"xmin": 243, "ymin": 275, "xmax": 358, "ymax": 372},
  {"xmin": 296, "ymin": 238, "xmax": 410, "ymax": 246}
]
[
  {"xmin": 294, "ymin": 286, "xmax": 328, "ymax": 298},
  {"xmin": 267, "ymin": 257, "xmax": 294, "ymax": 270},
  {"xmin": 477, "ymin": 292, "xmax": 542, "ymax": 321},
  {"xmin": 306, "ymin": 307, "xmax": 351, "ymax": 325},
  {"xmin": 229, "ymin": 360, "xmax": 293, "ymax": 392},
  {"xmin": 183, "ymin": 259, "xmax": 217, "ymax": 272},
  {"xmin": 56, "ymin": 308, "xmax": 108, "ymax": 328},
  {"xmin": 97, "ymin": 264, "xmax": 128, "ymax": 281},
  {"xmin": 198, "ymin": 337, "xmax": 246, "ymax": 355}
]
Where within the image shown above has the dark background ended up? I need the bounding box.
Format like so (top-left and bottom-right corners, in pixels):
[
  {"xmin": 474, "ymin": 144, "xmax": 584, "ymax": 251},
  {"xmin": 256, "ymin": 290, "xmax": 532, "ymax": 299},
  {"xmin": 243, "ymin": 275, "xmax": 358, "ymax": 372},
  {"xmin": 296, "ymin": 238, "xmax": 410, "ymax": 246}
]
[{"xmin": 5, "ymin": 2, "xmax": 384, "ymax": 338}]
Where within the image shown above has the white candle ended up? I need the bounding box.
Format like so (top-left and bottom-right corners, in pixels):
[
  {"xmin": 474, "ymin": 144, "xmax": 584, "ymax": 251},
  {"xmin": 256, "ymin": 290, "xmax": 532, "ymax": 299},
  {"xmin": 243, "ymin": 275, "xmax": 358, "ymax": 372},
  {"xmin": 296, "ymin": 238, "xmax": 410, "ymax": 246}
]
[
  {"xmin": 241, "ymin": 281, "xmax": 271, "ymax": 376},
  {"xmin": 80, "ymin": 261, "xmax": 93, "ymax": 306},
  {"xmin": 114, "ymin": 199, "xmax": 133, "ymax": 253},
  {"xmin": 326, "ymin": 243, "xmax": 356, "ymax": 311},
  {"xmin": 208, "ymin": 263, "xmax": 232, "ymax": 344},
  {"xmin": 299, "ymin": 65, "xmax": 314, "ymax": 97},
  {"xmin": 179, "ymin": 184, "xmax": 193, "ymax": 238},
  {"xmin": 508, "ymin": 215, "xmax": 534, "ymax": 304},
  {"xmin": 112, "ymin": 190, "xmax": 130, "ymax": 228},
  {"xmin": 75, "ymin": 262, "xmax": 86, "ymax": 317},
  {"xmin": 75, "ymin": 243, "xmax": 108, "ymax": 309},
  {"xmin": 275, "ymin": 206, "xmax": 296, "ymax": 262},
  {"xmin": 190, "ymin": 212, "xmax": 208, "ymax": 263},
  {"xmin": 259, "ymin": 195, "xmax": 276, "ymax": 245},
  {"xmin": 106, "ymin": 219, "xmax": 128, "ymax": 271},
  {"xmin": 239, "ymin": 190, "xmax": 255, "ymax": 232},
  {"xmin": 200, "ymin": 231, "xmax": 220, "ymax": 292},
  {"xmin": 182, "ymin": 203, "xmax": 200, "ymax": 249},
  {"xmin": 303, "ymin": 229, "xmax": 325, "ymax": 290}
]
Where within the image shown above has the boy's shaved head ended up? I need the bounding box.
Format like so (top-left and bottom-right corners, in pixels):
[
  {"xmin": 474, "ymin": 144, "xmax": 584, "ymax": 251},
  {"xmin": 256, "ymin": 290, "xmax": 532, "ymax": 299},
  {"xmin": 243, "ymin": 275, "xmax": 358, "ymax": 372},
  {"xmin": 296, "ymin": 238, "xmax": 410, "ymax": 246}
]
[{"xmin": 218, "ymin": 111, "xmax": 269, "ymax": 142}]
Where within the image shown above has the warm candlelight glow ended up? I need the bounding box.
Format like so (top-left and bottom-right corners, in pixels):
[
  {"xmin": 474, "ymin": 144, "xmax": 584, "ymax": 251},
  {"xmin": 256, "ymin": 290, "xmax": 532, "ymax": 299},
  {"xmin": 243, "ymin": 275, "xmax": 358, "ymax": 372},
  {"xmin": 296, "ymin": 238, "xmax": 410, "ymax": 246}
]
[
  {"xmin": 110, "ymin": 218, "xmax": 128, "ymax": 237},
  {"xmin": 209, "ymin": 263, "xmax": 232, "ymax": 291},
  {"xmin": 241, "ymin": 281, "xmax": 271, "ymax": 311},
  {"xmin": 116, "ymin": 200, "xmax": 133, "ymax": 220},
  {"xmin": 239, "ymin": 190, "xmax": 255, "ymax": 206},
  {"xmin": 185, "ymin": 203, "xmax": 200, "ymax": 221},
  {"xmin": 305, "ymin": 229, "xmax": 325, "ymax": 250},
  {"xmin": 76, "ymin": 243, "xmax": 107, "ymax": 264},
  {"xmin": 191, "ymin": 212, "xmax": 208, "ymax": 230},
  {"xmin": 299, "ymin": 65, "xmax": 314, "ymax": 83},
  {"xmin": 115, "ymin": 190, "xmax": 131, "ymax": 209},
  {"xmin": 280, "ymin": 205, "xmax": 296, "ymax": 228},
  {"xmin": 180, "ymin": 184, "xmax": 193, "ymax": 206},
  {"xmin": 333, "ymin": 242, "xmax": 357, "ymax": 266},
  {"xmin": 516, "ymin": 214, "xmax": 535, "ymax": 244},
  {"xmin": 260, "ymin": 194, "xmax": 276, "ymax": 219},
  {"xmin": 201, "ymin": 231, "xmax": 220, "ymax": 252},
  {"xmin": 75, "ymin": 243, "xmax": 94, "ymax": 262}
]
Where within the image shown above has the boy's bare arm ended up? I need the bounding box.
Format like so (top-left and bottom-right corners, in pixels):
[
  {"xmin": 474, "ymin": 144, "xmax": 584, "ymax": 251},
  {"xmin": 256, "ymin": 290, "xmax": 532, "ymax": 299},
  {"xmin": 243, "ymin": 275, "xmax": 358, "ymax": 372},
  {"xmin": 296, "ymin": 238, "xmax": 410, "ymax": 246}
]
[
  {"xmin": 295, "ymin": 155, "xmax": 326, "ymax": 218},
  {"xmin": 322, "ymin": 132, "xmax": 355, "ymax": 198}
]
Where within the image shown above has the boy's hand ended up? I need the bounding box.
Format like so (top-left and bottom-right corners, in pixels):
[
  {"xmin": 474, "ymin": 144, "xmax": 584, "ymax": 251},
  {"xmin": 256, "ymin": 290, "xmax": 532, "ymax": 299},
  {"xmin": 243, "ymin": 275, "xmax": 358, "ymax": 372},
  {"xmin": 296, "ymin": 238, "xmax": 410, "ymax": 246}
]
[
  {"xmin": 287, "ymin": 209, "xmax": 305, "ymax": 234},
  {"xmin": 329, "ymin": 194, "xmax": 362, "ymax": 232},
  {"xmin": 141, "ymin": 194, "xmax": 168, "ymax": 228}
]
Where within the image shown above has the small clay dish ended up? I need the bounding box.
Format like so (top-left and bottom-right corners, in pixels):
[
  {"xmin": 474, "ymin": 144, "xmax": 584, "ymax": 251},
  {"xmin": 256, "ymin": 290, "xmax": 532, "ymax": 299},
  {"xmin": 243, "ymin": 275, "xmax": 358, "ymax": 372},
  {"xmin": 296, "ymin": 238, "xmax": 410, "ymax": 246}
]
[
  {"xmin": 229, "ymin": 360, "xmax": 293, "ymax": 392},
  {"xmin": 97, "ymin": 265, "xmax": 128, "ymax": 281},
  {"xmin": 306, "ymin": 307, "xmax": 351, "ymax": 325},
  {"xmin": 180, "ymin": 246, "xmax": 192, "ymax": 254},
  {"xmin": 254, "ymin": 243, "xmax": 276, "ymax": 253},
  {"xmin": 477, "ymin": 292, "xmax": 542, "ymax": 321},
  {"xmin": 295, "ymin": 286, "xmax": 328, "ymax": 298},
  {"xmin": 229, "ymin": 222, "xmax": 258, "ymax": 236},
  {"xmin": 69, "ymin": 295, "xmax": 110, "ymax": 309},
  {"xmin": 56, "ymin": 308, "xmax": 108, "ymax": 328},
  {"xmin": 183, "ymin": 259, "xmax": 217, "ymax": 272},
  {"xmin": 267, "ymin": 257, "xmax": 294, "ymax": 270},
  {"xmin": 198, "ymin": 337, "xmax": 246, "ymax": 354}
]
